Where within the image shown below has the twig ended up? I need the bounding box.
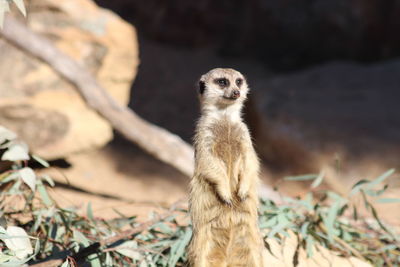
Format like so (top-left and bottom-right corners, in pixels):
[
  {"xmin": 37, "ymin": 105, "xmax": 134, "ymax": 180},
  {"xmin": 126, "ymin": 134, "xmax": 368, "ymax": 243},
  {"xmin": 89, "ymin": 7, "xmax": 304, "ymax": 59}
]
[
  {"xmin": 100, "ymin": 213, "xmax": 171, "ymax": 246},
  {"xmin": 318, "ymin": 222, "xmax": 366, "ymax": 261},
  {"xmin": 102, "ymin": 246, "xmax": 166, "ymax": 259},
  {"xmin": 381, "ymin": 252, "xmax": 394, "ymax": 267},
  {"xmin": 28, "ymin": 210, "xmax": 174, "ymax": 267}
]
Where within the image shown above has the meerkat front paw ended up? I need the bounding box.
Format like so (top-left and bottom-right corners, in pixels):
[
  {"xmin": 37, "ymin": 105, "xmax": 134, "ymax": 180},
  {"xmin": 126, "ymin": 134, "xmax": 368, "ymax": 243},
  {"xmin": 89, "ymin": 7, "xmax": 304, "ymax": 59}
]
[
  {"xmin": 237, "ymin": 178, "xmax": 250, "ymax": 201},
  {"xmin": 220, "ymin": 197, "xmax": 233, "ymax": 206},
  {"xmin": 237, "ymin": 186, "xmax": 249, "ymax": 201},
  {"xmin": 217, "ymin": 187, "xmax": 233, "ymax": 206}
]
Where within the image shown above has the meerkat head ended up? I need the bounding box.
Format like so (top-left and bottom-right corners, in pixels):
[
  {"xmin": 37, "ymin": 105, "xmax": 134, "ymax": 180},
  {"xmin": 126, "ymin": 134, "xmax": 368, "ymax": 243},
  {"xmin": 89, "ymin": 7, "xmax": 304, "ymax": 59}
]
[{"xmin": 198, "ymin": 68, "xmax": 248, "ymax": 109}]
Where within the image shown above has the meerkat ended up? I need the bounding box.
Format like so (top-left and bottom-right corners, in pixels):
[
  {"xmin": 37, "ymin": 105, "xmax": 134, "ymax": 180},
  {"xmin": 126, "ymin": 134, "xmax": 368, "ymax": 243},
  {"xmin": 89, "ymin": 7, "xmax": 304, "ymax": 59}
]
[{"xmin": 187, "ymin": 68, "xmax": 266, "ymax": 267}]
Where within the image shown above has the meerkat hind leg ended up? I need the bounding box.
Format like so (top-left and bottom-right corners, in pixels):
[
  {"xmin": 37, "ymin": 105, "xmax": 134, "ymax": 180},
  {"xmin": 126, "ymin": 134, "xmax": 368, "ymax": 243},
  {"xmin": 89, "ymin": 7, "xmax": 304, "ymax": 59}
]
[
  {"xmin": 227, "ymin": 224, "xmax": 264, "ymax": 267},
  {"xmin": 192, "ymin": 226, "xmax": 229, "ymax": 267}
]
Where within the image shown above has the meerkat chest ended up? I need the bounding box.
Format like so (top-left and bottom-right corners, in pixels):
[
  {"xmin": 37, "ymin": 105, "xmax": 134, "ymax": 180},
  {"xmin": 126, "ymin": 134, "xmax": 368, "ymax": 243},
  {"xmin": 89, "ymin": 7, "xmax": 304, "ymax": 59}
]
[{"xmin": 209, "ymin": 119, "xmax": 245, "ymax": 164}]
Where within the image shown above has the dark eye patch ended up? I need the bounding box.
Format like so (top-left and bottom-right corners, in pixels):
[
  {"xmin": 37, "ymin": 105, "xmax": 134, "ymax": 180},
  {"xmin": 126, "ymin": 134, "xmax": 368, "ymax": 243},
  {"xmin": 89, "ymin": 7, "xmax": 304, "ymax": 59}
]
[
  {"xmin": 236, "ymin": 78, "xmax": 243, "ymax": 87},
  {"xmin": 214, "ymin": 78, "xmax": 229, "ymax": 87}
]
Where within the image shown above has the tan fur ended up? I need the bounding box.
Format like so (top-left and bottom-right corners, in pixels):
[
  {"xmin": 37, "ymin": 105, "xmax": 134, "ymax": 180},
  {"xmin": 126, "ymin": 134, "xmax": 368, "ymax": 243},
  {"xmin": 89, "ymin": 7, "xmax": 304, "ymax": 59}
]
[{"xmin": 187, "ymin": 68, "xmax": 266, "ymax": 267}]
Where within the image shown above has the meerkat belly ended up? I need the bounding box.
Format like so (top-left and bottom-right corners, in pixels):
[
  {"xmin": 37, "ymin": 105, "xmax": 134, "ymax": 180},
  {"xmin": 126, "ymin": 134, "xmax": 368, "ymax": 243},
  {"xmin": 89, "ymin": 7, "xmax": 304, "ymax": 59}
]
[{"xmin": 210, "ymin": 120, "xmax": 244, "ymax": 180}]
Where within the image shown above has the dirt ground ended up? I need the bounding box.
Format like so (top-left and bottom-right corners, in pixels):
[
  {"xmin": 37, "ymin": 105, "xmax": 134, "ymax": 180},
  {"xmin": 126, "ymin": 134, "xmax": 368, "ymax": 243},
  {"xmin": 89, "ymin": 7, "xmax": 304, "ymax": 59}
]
[
  {"xmin": 45, "ymin": 136, "xmax": 400, "ymax": 229},
  {"xmin": 46, "ymin": 139, "xmax": 188, "ymax": 221}
]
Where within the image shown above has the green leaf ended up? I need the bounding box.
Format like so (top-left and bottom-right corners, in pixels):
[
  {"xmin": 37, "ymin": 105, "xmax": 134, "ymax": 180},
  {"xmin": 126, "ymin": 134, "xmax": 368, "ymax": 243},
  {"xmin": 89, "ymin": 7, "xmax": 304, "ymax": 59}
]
[
  {"xmin": 377, "ymin": 244, "xmax": 398, "ymax": 253},
  {"xmin": 105, "ymin": 252, "xmax": 113, "ymax": 266},
  {"xmin": 31, "ymin": 210, "xmax": 43, "ymax": 233},
  {"xmin": 87, "ymin": 202, "xmax": 95, "ymax": 222},
  {"xmin": 155, "ymin": 222, "xmax": 174, "ymax": 235},
  {"xmin": 88, "ymin": 253, "xmax": 101, "ymax": 267},
  {"xmin": 61, "ymin": 259, "xmax": 70, "ymax": 267},
  {"xmin": 376, "ymin": 198, "xmax": 400, "ymax": 204},
  {"xmin": 0, "ymin": 1, "xmax": 10, "ymax": 29},
  {"xmin": 1, "ymin": 172, "xmax": 19, "ymax": 184},
  {"xmin": 55, "ymin": 226, "xmax": 66, "ymax": 241},
  {"xmin": 367, "ymin": 169, "xmax": 395, "ymax": 189},
  {"xmin": 284, "ymin": 174, "xmax": 318, "ymax": 181},
  {"xmin": 341, "ymin": 230, "xmax": 352, "ymax": 242},
  {"xmin": 167, "ymin": 228, "xmax": 192, "ymax": 267},
  {"xmin": 12, "ymin": 0, "xmax": 26, "ymax": 16},
  {"xmin": 73, "ymin": 229, "xmax": 90, "ymax": 246},
  {"xmin": 300, "ymin": 222, "xmax": 310, "ymax": 237},
  {"xmin": 368, "ymin": 201, "xmax": 393, "ymax": 237},
  {"xmin": 0, "ymin": 126, "xmax": 16, "ymax": 144},
  {"xmin": 259, "ymin": 215, "xmax": 278, "ymax": 229},
  {"xmin": 352, "ymin": 205, "xmax": 358, "ymax": 221},
  {"xmin": 33, "ymin": 238, "xmax": 40, "ymax": 255},
  {"xmin": 115, "ymin": 240, "xmax": 140, "ymax": 260},
  {"xmin": 0, "ymin": 254, "xmax": 14, "ymax": 264},
  {"xmin": 19, "ymin": 167, "xmax": 36, "ymax": 192},
  {"xmin": 350, "ymin": 179, "xmax": 370, "ymax": 196},
  {"xmin": 364, "ymin": 185, "xmax": 388, "ymax": 197},
  {"xmin": 2, "ymin": 226, "xmax": 33, "ymax": 259},
  {"xmin": 41, "ymin": 175, "xmax": 55, "ymax": 187},
  {"xmin": 337, "ymin": 203, "xmax": 348, "ymax": 216},
  {"xmin": 0, "ymin": 255, "xmax": 34, "ymax": 266},
  {"xmin": 297, "ymin": 193, "xmax": 314, "ymax": 212},
  {"xmin": 32, "ymin": 155, "xmax": 50, "ymax": 168},
  {"xmin": 1, "ymin": 143, "xmax": 29, "ymax": 161},
  {"xmin": 8, "ymin": 179, "xmax": 22, "ymax": 193},
  {"xmin": 324, "ymin": 201, "xmax": 341, "ymax": 243},
  {"xmin": 311, "ymin": 170, "xmax": 325, "ymax": 188},
  {"xmin": 267, "ymin": 221, "xmax": 290, "ymax": 239},
  {"xmin": 327, "ymin": 191, "xmax": 346, "ymax": 203},
  {"xmin": 305, "ymin": 235, "xmax": 314, "ymax": 257},
  {"xmin": 37, "ymin": 180, "xmax": 53, "ymax": 206}
]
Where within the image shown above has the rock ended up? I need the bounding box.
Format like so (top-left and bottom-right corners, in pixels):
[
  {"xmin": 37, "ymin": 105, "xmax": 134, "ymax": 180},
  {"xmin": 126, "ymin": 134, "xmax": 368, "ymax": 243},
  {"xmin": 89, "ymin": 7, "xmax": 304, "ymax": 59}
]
[
  {"xmin": 0, "ymin": 0, "xmax": 139, "ymax": 159},
  {"xmin": 251, "ymin": 60, "xmax": 400, "ymax": 173}
]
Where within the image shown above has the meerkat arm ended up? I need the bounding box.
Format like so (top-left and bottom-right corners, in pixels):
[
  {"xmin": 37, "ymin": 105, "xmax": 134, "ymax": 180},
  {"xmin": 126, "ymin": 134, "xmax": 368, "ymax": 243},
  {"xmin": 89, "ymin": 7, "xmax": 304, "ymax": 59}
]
[
  {"xmin": 196, "ymin": 148, "xmax": 233, "ymax": 205},
  {"xmin": 237, "ymin": 150, "xmax": 258, "ymax": 201},
  {"xmin": 237, "ymin": 130, "xmax": 260, "ymax": 201}
]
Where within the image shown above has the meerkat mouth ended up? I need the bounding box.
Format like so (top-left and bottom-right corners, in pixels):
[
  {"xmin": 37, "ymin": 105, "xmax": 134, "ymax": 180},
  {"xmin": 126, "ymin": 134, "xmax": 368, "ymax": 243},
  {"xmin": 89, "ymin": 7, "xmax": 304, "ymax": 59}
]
[{"xmin": 222, "ymin": 96, "xmax": 238, "ymax": 101}]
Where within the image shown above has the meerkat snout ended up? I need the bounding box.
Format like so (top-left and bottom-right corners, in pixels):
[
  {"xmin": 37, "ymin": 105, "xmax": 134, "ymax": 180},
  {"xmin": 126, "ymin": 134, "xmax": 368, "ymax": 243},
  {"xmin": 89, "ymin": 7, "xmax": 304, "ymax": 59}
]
[{"xmin": 232, "ymin": 89, "xmax": 240, "ymax": 99}]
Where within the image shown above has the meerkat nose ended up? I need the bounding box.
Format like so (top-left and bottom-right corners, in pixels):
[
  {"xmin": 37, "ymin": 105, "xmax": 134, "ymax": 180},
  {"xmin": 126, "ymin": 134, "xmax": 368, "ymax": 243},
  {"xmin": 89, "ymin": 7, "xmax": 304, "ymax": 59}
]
[{"xmin": 232, "ymin": 90, "xmax": 240, "ymax": 99}]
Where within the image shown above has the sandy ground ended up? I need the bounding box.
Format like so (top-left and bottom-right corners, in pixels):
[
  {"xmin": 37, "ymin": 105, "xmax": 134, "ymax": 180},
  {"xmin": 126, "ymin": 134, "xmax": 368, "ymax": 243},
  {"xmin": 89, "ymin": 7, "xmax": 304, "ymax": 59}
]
[
  {"xmin": 45, "ymin": 138, "xmax": 188, "ymax": 221},
  {"xmin": 43, "ymin": 136, "xmax": 400, "ymax": 229}
]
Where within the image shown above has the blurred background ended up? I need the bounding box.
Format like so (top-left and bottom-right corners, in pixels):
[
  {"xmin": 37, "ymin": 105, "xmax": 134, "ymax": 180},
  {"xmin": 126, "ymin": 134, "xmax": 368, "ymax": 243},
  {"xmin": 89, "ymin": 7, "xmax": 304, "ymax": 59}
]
[{"xmin": 1, "ymin": 0, "xmax": 399, "ymax": 223}]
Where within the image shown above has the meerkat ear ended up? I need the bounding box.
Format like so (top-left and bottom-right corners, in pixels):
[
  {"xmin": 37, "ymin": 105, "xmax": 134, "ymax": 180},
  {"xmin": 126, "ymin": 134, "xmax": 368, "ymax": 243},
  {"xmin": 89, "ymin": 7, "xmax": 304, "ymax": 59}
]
[{"xmin": 199, "ymin": 81, "xmax": 206, "ymax": 95}]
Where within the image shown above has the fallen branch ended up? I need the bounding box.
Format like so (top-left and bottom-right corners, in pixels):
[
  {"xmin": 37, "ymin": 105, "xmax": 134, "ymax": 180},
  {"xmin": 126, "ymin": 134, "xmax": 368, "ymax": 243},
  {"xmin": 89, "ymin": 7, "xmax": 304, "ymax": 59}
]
[
  {"xmin": 0, "ymin": 16, "xmax": 282, "ymax": 202},
  {"xmin": 0, "ymin": 15, "xmax": 194, "ymax": 177}
]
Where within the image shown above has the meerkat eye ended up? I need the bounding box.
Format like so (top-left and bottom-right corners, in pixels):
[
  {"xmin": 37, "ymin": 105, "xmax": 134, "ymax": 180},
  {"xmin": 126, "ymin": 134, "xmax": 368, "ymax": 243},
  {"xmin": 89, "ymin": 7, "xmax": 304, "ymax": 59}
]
[
  {"xmin": 215, "ymin": 78, "xmax": 229, "ymax": 87},
  {"xmin": 236, "ymin": 78, "xmax": 243, "ymax": 86}
]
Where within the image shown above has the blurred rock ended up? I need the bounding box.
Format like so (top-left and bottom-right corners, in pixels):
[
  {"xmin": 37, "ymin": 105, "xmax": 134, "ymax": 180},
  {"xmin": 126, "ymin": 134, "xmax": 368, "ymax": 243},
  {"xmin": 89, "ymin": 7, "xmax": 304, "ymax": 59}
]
[
  {"xmin": 0, "ymin": 0, "xmax": 139, "ymax": 159},
  {"xmin": 251, "ymin": 60, "xmax": 400, "ymax": 173}
]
